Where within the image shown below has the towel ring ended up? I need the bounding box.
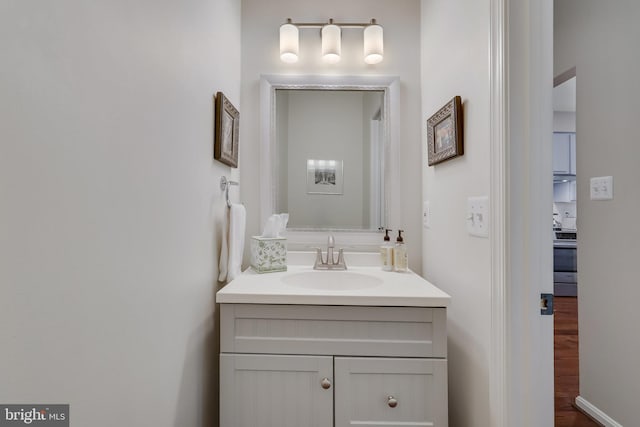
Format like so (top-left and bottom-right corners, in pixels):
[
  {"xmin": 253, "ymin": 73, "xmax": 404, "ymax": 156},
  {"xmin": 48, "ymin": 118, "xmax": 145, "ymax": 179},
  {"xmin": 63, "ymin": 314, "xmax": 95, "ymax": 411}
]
[{"xmin": 220, "ymin": 176, "xmax": 239, "ymax": 207}]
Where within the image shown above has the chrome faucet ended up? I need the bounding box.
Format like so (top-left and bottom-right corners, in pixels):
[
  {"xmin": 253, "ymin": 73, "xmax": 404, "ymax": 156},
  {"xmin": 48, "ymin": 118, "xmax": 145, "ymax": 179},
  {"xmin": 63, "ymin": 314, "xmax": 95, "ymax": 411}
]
[{"xmin": 313, "ymin": 235, "xmax": 347, "ymax": 270}]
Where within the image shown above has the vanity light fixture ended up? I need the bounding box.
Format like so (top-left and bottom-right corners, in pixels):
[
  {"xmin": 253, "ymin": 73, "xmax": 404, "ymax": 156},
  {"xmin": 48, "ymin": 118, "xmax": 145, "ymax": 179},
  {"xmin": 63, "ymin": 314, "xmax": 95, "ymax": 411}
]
[
  {"xmin": 279, "ymin": 18, "xmax": 383, "ymax": 64},
  {"xmin": 279, "ymin": 19, "xmax": 299, "ymax": 63},
  {"xmin": 363, "ymin": 19, "xmax": 383, "ymax": 64},
  {"xmin": 321, "ymin": 20, "xmax": 341, "ymax": 64}
]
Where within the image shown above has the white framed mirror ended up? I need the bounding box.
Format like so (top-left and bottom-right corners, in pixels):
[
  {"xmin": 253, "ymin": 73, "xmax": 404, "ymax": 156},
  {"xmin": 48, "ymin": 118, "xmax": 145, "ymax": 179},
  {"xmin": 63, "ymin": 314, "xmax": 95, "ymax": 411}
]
[{"xmin": 260, "ymin": 74, "xmax": 400, "ymax": 250}]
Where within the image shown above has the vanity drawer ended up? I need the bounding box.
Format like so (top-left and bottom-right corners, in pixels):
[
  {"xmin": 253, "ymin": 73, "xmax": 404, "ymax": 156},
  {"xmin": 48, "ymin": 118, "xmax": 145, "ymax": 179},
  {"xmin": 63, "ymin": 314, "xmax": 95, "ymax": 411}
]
[
  {"xmin": 220, "ymin": 304, "xmax": 446, "ymax": 358},
  {"xmin": 334, "ymin": 357, "xmax": 448, "ymax": 427}
]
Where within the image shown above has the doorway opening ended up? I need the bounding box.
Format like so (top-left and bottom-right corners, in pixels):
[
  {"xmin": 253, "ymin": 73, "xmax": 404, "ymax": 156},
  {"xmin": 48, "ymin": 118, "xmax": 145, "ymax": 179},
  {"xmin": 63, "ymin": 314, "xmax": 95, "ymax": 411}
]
[{"xmin": 552, "ymin": 72, "xmax": 596, "ymax": 427}]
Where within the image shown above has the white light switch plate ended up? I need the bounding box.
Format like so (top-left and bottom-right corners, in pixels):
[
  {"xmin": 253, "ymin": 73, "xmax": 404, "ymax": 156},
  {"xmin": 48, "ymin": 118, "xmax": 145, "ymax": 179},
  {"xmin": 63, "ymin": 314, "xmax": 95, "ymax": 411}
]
[
  {"xmin": 590, "ymin": 176, "xmax": 613, "ymax": 200},
  {"xmin": 423, "ymin": 201, "xmax": 431, "ymax": 229},
  {"xmin": 467, "ymin": 196, "xmax": 489, "ymax": 237}
]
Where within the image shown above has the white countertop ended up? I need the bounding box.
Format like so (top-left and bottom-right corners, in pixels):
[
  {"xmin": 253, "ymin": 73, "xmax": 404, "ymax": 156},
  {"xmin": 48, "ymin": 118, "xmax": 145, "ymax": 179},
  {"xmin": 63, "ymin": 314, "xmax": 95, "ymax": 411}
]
[{"xmin": 216, "ymin": 263, "xmax": 451, "ymax": 307}]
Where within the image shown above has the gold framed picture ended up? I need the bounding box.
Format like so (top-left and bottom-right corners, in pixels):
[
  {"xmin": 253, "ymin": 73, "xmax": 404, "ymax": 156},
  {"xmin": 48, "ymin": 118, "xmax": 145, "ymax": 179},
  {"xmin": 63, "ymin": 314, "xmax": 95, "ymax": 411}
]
[
  {"xmin": 214, "ymin": 92, "xmax": 239, "ymax": 168},
  {"xmin": 427, "ymin": 96, "xmax": 463, "ymax": 166}
]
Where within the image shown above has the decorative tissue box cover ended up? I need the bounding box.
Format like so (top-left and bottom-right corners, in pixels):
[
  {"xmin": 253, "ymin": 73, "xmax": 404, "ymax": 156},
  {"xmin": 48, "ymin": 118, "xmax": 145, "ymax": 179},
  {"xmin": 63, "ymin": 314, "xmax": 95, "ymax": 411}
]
[{"xmin": 250, "ymin": 236, "xmax": 287, "ymax": 273}]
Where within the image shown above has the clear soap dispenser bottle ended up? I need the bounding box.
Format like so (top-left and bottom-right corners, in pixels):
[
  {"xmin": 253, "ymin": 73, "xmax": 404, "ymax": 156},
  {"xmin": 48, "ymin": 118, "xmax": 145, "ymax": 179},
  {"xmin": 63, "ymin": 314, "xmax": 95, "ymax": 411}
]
[
  {"xmin": 394, "ymin": 230, "xmax": 408, "ymax": 272},
  {"xmin": 380, "ymin": 229, "xmax": 394, "ymax": 271}
]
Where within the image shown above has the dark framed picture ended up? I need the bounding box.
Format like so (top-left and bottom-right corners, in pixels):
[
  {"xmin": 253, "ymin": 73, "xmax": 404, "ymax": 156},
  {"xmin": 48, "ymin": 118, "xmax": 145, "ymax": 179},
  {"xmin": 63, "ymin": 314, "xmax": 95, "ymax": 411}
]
[
  {"xmin": 214, "ymin": 92, "xmax": 239, "ymax": 168},
  {"xmin": 427, "ymin": 96, "xmax": 463, "ymax": 166},
  {"xmin": 306, "ymin": 159, "xmax": 344, "ymax": 195}
]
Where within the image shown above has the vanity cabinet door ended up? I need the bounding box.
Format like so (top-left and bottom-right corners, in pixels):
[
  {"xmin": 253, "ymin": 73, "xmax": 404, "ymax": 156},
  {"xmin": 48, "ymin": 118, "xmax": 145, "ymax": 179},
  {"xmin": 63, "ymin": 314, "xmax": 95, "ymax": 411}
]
[
  {"xmin": 220, "ymin": 354, "xmax": 333, "ymax": 427},
  {"xmin": 334, "ymin": 357, "xmax": 448, "ymax": 427}
]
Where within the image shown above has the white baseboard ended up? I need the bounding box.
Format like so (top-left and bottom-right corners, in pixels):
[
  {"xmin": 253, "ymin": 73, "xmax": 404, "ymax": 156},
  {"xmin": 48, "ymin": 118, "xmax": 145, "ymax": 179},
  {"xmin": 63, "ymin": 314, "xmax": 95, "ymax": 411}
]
[{"xmin": 575, "ymin": 396, "xmax": 623, "ymax": 427}]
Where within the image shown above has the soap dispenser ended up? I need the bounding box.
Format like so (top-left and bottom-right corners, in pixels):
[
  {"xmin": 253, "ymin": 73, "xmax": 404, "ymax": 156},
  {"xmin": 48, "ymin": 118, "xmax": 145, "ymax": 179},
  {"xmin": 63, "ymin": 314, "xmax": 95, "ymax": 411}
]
[
  {"xmin": 394, "ymin": 230, "xmax": 408, "ymax": 272},
  {"xmin": 380, "ymin": 229, "xmax": 394, "ymax": 271}
]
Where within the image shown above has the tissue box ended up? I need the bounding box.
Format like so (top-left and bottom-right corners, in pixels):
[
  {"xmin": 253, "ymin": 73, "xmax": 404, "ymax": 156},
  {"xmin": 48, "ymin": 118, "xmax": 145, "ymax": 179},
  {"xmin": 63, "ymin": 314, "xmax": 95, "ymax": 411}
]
[{"xmin": 250, "ymin": 236, "xmax": 287, "ymax": 273}]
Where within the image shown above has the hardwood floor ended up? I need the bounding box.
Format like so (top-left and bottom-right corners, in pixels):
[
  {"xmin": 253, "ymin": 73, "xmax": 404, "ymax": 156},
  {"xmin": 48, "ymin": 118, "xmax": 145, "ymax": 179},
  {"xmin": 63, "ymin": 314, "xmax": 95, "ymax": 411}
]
[{"xmin": 554, "ymin": 296, "xmax": 601, "ymax": 427}]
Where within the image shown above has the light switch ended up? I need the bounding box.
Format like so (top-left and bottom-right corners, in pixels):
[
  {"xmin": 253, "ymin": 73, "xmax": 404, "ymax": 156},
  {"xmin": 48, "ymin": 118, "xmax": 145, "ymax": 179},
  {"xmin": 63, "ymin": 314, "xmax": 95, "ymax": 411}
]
[
  {"xmin": 590, "ymin": 176, "xmax": 613, "ymax": 200},
  {"xmin": 423, "ymin": 201, "xmax": 431, "ymax": 229},
  {"xmin": 467, "ymin": 196, "xmax": 489, "ymax": 237}
]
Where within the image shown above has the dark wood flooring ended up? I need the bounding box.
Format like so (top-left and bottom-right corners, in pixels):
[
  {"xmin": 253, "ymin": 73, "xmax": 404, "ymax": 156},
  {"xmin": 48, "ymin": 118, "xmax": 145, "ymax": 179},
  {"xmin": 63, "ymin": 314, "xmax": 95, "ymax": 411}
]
[{"xmin": 554, "ymin": 296, "xmax": 600, "ymax": 427}]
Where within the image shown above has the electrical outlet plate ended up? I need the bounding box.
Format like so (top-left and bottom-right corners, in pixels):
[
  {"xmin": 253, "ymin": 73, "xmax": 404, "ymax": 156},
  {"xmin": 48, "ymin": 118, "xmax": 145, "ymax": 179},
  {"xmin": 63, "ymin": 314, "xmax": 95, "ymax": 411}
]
[
  {"xmin": 423, "ymin": 201, "xmax": 431, "ymax": 229},
  {"xmin": 590, "ymin": 176, "xmax": 613, "ymax": 200},
  {"xmin": 467, "ymin": 196, "xmax": 489, "ymax": 237}
]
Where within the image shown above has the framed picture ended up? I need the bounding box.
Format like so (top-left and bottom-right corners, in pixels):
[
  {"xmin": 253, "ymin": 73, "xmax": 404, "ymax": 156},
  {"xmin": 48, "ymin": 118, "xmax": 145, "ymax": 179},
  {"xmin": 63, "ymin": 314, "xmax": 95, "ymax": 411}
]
[
  {"xmin": 214, "ymin": 92, "xmax": 239, "ymax": 168},
  {"xmin": 427, "ymin": 96, "xmax": 463, "ymax": 166},
  {"xmin": 306, "ymin": 159, "xmax": 344, "ymax": 195}
]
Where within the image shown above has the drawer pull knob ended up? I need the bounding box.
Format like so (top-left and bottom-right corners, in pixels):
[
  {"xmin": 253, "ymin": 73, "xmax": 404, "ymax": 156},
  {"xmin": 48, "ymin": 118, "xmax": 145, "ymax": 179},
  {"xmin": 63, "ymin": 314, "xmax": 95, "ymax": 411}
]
[
  {"xmin": 387, "ymin": 396, "xmax": 398, "ymax": 408},
  {"xmin": 320, "ymin": 378, "xmax": 332, "ymax": 389}
]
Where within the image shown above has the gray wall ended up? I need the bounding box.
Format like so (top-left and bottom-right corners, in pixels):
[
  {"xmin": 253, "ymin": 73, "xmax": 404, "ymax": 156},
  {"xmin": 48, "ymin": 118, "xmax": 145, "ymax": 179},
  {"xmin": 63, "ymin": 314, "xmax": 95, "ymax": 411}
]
[
  {"xmin": 421, "ymin": 0, "xmax": 491, "ymax": 426},
  {"xmin": 555, "ymin": 1, "xmax": 640, "ymax": 424},
  {"xmin": 0, "ymin": 0, "xmax": 241, "ymax": 425},
  {"xmin": 553, "ymin": 111, "xmax": 576, "ymax": 133}
]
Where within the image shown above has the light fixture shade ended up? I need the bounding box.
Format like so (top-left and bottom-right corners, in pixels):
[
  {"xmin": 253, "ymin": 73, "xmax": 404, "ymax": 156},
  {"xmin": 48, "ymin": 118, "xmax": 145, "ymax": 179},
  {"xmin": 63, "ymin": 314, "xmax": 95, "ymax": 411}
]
[
  {"xmin": 280, "ymin": 22, "xmax": 299, "ymax": 63},
  {"xmin": 364, "ymin": 23, "xmax": 384, "ymax": 64},
  {"xmin": 321, "ymin": 23, "xmax": 341, "ymax": 64}
]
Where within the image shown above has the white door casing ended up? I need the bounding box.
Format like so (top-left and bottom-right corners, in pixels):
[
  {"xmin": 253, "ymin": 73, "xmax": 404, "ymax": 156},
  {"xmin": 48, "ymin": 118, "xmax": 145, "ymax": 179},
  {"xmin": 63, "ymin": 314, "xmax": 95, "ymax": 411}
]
[{"xmin": 490, "ymin": 0, "xmax": 555, "ymax": 426}]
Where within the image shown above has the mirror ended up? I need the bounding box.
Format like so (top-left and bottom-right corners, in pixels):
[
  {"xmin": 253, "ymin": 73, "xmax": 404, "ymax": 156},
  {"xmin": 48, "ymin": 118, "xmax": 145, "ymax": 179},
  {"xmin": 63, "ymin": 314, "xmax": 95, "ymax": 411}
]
[
  {"xmin": 260, "ymin": 75, "xmax": 400, "ymax": 248},
  {"xmin": 275, "ymin": 89, "xmax": 385, "ymax": 230}
]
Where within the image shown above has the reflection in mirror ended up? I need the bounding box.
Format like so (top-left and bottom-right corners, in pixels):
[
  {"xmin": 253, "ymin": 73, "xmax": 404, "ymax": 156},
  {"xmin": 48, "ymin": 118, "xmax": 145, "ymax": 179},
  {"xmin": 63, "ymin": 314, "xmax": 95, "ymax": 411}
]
[{"xmin": 275, "ymin": 89, "xmax": 385, "ymax": 231}]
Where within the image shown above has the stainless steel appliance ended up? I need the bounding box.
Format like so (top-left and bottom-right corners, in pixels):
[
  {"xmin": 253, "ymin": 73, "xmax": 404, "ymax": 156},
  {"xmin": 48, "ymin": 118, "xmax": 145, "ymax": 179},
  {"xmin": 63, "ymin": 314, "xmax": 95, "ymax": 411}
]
[{"xmin": 554, "ymin": 231, "xmax": 577, "ymax": 296}]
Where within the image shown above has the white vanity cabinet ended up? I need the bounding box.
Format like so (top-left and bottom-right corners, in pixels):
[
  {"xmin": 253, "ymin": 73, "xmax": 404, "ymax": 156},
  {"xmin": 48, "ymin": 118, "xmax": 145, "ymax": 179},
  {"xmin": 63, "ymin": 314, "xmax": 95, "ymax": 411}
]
[{"xmin": 219, "ymin": 303, "xmax": 448, "ymax": 427}]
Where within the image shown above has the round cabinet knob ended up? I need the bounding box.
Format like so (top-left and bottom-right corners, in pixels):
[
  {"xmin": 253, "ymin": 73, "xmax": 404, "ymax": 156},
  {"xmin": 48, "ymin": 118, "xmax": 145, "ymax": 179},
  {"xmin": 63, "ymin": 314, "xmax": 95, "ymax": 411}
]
[
  {"xmin": 320, "ymin": 378, "xmax": 332, "ymax": 389},
  {"xmin": 387, "ymin": 396, "xmax": 398, "ymax": 408}
]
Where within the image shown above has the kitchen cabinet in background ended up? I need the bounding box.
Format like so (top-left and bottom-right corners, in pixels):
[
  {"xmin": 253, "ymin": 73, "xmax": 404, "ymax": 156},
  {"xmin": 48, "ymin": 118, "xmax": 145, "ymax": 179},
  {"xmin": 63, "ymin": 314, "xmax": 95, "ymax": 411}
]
[
  {"xmin": 553, "ymin": 132, "xmax": 576, "ymax": 175},
  {"xmin": 554, "ymin": 180, "xmax": 576, "ymax": 202}
]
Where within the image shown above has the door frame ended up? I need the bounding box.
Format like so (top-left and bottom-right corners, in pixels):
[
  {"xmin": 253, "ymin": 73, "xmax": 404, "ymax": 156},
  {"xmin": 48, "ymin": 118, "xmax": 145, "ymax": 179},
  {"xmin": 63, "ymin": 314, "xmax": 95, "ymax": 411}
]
[{"xmin": 490, "ymin": 0, "xmax": 555, "ymax": 426}]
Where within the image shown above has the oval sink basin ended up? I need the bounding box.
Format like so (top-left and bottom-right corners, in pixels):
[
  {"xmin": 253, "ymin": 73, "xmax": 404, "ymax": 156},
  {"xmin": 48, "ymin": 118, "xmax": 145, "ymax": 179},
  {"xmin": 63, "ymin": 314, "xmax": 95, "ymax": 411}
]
[{"xmin": 281, "ymin": 271, "xmax": 383, "ymax": 291}]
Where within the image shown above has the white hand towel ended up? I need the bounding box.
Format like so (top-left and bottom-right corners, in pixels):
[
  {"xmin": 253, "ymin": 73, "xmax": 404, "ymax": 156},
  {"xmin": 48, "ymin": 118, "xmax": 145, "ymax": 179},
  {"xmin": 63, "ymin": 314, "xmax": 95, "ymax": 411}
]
[
  {"xmin": 218, "ymin": 209, "xmax": 230, "ymax": 282},
  {"xmin": 218, "ymin": 203, "xmax": 246, "ymax": 283}
]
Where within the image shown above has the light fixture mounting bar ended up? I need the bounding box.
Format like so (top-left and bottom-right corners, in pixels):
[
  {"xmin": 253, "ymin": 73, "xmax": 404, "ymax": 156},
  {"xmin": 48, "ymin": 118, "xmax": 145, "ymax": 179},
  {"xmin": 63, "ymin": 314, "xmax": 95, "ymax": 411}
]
[
  {"xmin": 279, "ymin": 18, "xmax": 383, "ymax": 64},
  {"xmin": 285, "ymin": 19, "xmax": 378, "ymax": 29}
]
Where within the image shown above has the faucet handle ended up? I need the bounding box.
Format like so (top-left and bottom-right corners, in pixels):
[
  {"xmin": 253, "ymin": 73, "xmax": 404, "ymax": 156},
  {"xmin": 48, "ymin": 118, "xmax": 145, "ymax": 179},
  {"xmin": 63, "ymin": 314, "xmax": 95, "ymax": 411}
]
[
  {"xmin": 327, "ymin": 234, "xmax": 335, "ymax": 248},
  {"xmin": 337, "ymin": 249, "xmax": 347, "ymax": 269},
  {"xmin": 313, "ymin": 247, "xmax": 325, "ymax": 267}
]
